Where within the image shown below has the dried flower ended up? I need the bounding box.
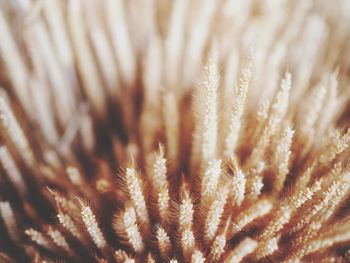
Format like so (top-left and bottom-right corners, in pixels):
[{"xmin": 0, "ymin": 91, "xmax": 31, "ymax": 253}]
[{"xmin": 0, "ymin": 0, "xmax": 350, "ymax": 262}]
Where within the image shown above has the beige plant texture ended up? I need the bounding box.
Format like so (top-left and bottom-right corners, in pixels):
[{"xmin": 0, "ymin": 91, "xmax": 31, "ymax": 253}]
[{"xmin": 0, "ymin": 0, "xmax": 350, "ymax": 262}]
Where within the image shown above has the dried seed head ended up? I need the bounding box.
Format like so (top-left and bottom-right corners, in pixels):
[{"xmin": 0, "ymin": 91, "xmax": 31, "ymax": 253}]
[
  {"xmin": 114, "ymin": 206, "xmax": 144, "ymax": 253},
  {"xmin": 229, "ymin": 158, "xmax": 246, "ymax": 207},
  {"xmin": 201, "ymin": 159, "xmax": 222, "ymax": 206},
  {"xmin": 179, "ymin": 191, "xmax": 194, "ymax": 232},
  {"xmin": 226, "ymin": 238, "xmax": 258, "ymax": 262},
  {"xmin": 0, "ymin": 201, "xmax": 19, "ymax": 241},
  {"xmin": 57, "ymin": 213, "xmax": 83, "ymax": 241},
  {"xmin": 319, "ymin": 128, "xmax": 350, "ymax": 164},
  {"xmin": 0, "ymin": 146, "xmax": 26, "ymax": 193},
  {"xmin": 273, "ymin": 126, "xmax": 294, "ymax": 193},
  {"xmin": 180, "ymin": 228, "xmax": 195, "ymax": 259},
  {"xmin": 47, "ymin": 227, "xmax": 70, "ymax": 253},
  {"xmin": 193, "ymin": 49, "xmax": 219, "ymax": 163},
  {"xmin": 224, "ymin": 57, "xmax": 252, "ymax": 156},
  {"xmin": 0, "ymin": 1, "xmax": 350, "ymax": 262},
  {"xmin": 191, "ymin": 250, "xmax": 205, "ymax": 263},
  {"xmin": 125, "ymin": 167, "xmax": 150, "ymax": 230},
  {"xmin": 230, "ymin": 199, "xmax": 272, "ymax": 238},
  {"xmin": 155, "ymin": 225, "xmax": 171, "ymax": 258},
  {"xmin": 25, "ymin": 228, "xmax": 52, "ymax": 249},
  {"xmin": 204, "ymin": 186, "xmax": 229, "ymax": 242},
  {"xmin": 80, "ymin": 204, "xmax": 106, "ymax": 249},
  {"xmin": 209, "ymin": 234, "xmax": 226, "ymax": 261},
  {"xmin": 146, "ymin": 253, "xmax": 155, "ymax": 263},
  {"xmin": 0, "ymin": 92, "xmax": 34, "ymax": 166},
  {"xmin": 255, "ymin": 235, "xmax": 280, "ymax": 260}
]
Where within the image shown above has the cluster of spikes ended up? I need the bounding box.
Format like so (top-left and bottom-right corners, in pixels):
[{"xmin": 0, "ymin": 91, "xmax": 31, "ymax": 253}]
[{"xmin": 1, "ymin": 0, "xmax": 350, "ymax": 262}]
